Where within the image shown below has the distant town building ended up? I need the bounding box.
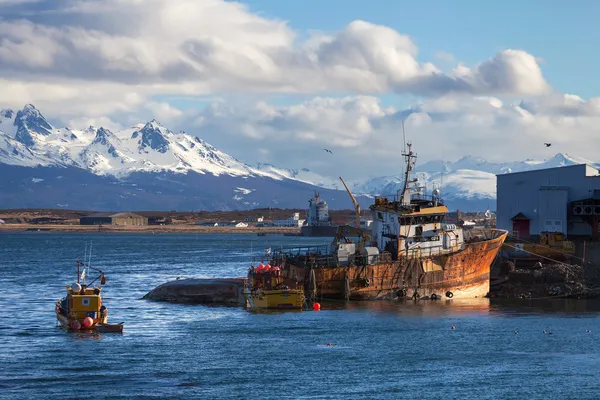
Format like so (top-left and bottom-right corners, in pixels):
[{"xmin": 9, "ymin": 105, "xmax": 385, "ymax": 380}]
[
  {"xmin": 273, "ymin": 213, "xmax": 305, "ymax": 227},
  {"xmin": 80, "ymin": 212, "xmax": 148, "ymax": 226},
  {"xmin": 196, "ymin": 222, "xmax": 218, "ymax": 226},
  {"xmin": 235, "ymin": 222, "xmax": 249, "ymax": 228},
  {"xmin": 497, "ymin": 164, "xmax": 600, "ymax": 239},
  {"xmin": 0, "ymin": 219, "xmax": 4, "ymax": 225},
  {"xmin": 244, "ymin": 216, "xmax": 264, "ymax": 222}
]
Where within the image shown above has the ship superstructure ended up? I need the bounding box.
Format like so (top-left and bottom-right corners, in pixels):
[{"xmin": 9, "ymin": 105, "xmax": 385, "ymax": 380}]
[{"xmin": 301, "ymin": 192, "xmax": 338, "ymax": 237}]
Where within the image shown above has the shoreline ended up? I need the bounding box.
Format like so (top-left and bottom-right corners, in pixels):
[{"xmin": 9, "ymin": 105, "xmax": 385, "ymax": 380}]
[{"xmin": 0, "ymin": 224, "xmax": 303, "ymax": 235}]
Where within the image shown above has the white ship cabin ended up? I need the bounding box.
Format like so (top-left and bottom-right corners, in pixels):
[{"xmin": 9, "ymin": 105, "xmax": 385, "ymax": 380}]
[{"xmin": 370, "ymin": 194, "xmax": 464, "ymax": 259}]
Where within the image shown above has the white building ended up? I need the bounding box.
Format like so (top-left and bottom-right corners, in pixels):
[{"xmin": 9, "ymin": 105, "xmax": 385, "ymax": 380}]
[
  {"xmin": 352, "ymin": 218, "xmax": 373, "ymax": 229},
  {"xmin": 244, "ymin": 216, "xmax": 264, "ymax": 222},
  {"xmin": 273, "ymin": 213, "xmax": 305, "ymax": 227},
  {"xmin": 235, "ymin": 222, "xmax": 249, "ymax": 228},
  {"xmin": 496, "ymin": 164, "xmax": 600, "ymax": 239}
]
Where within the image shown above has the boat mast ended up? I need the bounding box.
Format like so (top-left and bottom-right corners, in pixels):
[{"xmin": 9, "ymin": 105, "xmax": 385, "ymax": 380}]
[{"xmin": 400, "ymin": 120, "xmax": 417, "ymax": 206}]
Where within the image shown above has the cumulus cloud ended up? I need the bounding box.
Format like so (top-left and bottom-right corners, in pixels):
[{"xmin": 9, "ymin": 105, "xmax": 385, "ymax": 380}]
[
  {"xmin": 0, "ymin": 0, "xmax": 549, "ymax": 103},
  {"xmin": 182, "ymin": 94, "xmax": 600, "ymax": 179}
]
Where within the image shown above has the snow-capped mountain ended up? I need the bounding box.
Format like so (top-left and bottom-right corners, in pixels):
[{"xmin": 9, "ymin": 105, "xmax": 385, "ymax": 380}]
[
  {"xmin": 352, "ymin": 153, "xmax": 599, "ymax": 210},
  {"xmin": 1, "ymin": 104, "xmax": 597, "ymax": 211},
  {"xmin": 0, "ymin": 104, "xmax": 368, "ymax": 211}
]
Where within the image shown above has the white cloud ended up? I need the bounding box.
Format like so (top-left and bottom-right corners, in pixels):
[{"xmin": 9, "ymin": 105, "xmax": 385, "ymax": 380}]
[
  {"xmin": 183, "ymin": 94, "xmax": 600, "ymax": 180},
  {"xmin": 0, "ymin": 0, "xmax": 549, "ymax": 105},
  {"xmin": 0, "ymin": 0, "xmax": 594, "ymax": 182},
  {"xmin": 66, "ymin": 116, "xmax": 123, "ymax": 132},
  {"xmin": 145, "ymin": 102, "xmax": 183, "ymax": 122}
]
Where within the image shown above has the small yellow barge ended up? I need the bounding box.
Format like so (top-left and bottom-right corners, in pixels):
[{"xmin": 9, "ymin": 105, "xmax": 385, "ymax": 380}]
[{"xmin": 243, "ymin": 263, "xmax": 304, "ymax": 310}]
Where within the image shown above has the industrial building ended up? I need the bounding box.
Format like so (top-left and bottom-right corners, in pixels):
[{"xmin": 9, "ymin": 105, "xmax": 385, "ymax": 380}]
[
  {"xmin": 80, "ymin": 212, "xmax": 148, "ymax": 226},
  {"xmin": 496, "ymin": 164, "xmax": 600, "ymax": 239}
]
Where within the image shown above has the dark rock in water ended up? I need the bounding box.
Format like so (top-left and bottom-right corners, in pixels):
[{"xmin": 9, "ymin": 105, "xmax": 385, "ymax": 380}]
[{"xmin": 143, "ymin": 278, "xmax": 246, "ymax": 306}]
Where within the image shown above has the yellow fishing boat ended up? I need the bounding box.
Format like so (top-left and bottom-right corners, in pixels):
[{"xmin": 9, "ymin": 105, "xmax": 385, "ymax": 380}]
[
  {"xmin": 55, "ymin": 260, "xmax": 124, "ymax": 333},
  {"xmin": 243, "ymin": 263, "xmax": 304, "ymax": 310}
]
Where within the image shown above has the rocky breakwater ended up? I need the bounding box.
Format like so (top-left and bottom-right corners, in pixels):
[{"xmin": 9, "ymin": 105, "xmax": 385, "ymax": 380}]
[
  {"xmin": 489, "ymin": 260, "xmax": 600, "ymax": 299},
  {"xmin": 143, "ymin": 278, "xmax": 247, "ymax": 306}
]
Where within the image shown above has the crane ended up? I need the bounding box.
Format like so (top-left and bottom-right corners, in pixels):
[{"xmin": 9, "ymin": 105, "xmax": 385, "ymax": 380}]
[{"xmin": 339, "ymin": 176, "xmax": 360, "ymax": 230}]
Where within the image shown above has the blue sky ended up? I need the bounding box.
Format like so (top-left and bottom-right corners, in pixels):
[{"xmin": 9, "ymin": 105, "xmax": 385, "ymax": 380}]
[{"xmin": 244, "ymin": 0, "xmax": 600, "ymax": 99}]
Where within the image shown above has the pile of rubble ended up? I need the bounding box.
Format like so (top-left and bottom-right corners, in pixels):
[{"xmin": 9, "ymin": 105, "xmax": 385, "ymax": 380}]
[{"xmin": 489, "ymin": 260, "xmax": 599, "ymax": 299}]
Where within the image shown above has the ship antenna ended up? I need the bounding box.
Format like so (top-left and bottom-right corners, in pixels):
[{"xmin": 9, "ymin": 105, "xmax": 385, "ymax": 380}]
[
  {"xmin": 399, "ymin": 126, "xmax": 417, "ymax": 206},
  {"xmin": 440, "ymin": 155, "xmax": 444, "ymax": 200},
  {"xmin": 402, "ymin": 119, "xmax": 407, "ymax": 154}
]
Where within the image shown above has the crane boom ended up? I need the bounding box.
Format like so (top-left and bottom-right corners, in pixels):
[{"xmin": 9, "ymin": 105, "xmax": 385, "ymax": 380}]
[{"xmin": 339, "ymin": 176, "xmax": 360, "ymax": 229}]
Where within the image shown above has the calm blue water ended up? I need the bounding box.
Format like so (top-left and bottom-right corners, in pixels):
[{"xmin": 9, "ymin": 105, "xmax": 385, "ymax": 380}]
[{"xmin": 1, "ymin": 232, "xmax": 600, "ymax": 399}]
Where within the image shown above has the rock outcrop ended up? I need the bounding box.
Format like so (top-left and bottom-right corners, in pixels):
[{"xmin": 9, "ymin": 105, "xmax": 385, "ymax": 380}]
[{"xmin": 143, "ymin": 278, "xmax": 247, "ymax": 306}]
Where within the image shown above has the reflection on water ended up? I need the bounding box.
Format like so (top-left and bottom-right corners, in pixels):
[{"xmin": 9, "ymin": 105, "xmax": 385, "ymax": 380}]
[{"xmin": 324, "ymin": 298, "xmax": 493, "ymax": 316}]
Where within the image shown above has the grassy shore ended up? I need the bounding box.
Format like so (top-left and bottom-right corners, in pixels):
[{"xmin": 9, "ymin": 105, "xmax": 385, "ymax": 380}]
[{"xmin": 0, "ymin": 223, "xmax": 302, "ymax": 234}]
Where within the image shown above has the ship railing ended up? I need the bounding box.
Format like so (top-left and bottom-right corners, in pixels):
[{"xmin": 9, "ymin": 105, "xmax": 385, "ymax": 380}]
[
  {"xmin": 374, "ymin": 193, "xmax": 444, "ymax": 204},
  {"xmin": 268, "ymin": 246, "xmax": 395, "ymax": 268},
  {"xmin": 464, "ymin": 228, "xmax": 507, "ymax": 241},
  {"xmin": 400, "ymin": 245, "xmax": 447, "ymax": 259}
]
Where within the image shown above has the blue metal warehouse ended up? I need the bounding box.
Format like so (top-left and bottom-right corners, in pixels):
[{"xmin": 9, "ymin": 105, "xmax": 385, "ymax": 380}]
[{"xmin": 496, "ymin": 164, "xmax": 600, "ymax": 239}]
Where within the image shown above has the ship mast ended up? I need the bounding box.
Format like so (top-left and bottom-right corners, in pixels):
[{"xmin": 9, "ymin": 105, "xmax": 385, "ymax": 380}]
[{"xmin": 400, "ymin": 142, "xmax": 417, "ymax": 206}]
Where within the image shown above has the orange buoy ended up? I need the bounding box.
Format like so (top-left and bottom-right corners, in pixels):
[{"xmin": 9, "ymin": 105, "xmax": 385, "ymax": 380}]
[
  {"xmin": 82, "ymin": 316, "xmax": 94, "ymax": 328},
  {"xmin": 70, "ymin": 320, "xmax": 81, "ymax": 330},
  {"xmin": 313, "ymin": 302, "xmax": 321, "ymax": 311}
]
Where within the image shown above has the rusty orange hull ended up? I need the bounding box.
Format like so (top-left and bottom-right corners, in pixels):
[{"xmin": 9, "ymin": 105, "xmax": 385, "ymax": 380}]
[{"xmin": 282, "ymin": 230, "xmax": 508, "ymax": 300}]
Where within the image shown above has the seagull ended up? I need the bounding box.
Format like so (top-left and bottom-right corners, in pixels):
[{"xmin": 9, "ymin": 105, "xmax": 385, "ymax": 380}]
[
  {"xmin": 323, "ymin": 148, "xmax": 333, "ymax": 154},
  {"xmin": 544, "ymin": 143, "xmax": 552, "ymax": 147}
]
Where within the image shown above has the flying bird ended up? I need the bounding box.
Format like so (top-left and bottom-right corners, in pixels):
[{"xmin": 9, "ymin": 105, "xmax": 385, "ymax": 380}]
[
  {"xmin": 544, "ymin": 143, "xmax": 552, "ymax": 147},
  {"xmin": 323, "ymin": 148, "xmax": 333, "ymax": 154}
]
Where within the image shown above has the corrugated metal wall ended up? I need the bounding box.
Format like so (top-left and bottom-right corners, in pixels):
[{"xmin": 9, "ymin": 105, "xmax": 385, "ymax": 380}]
[
  {"xmin": 497, "ymin": 164, "xmax": 600, "ymax": 237},
  {"xmin": 538, "ymin": 188, "xmax": 567, "ymax": 234}
]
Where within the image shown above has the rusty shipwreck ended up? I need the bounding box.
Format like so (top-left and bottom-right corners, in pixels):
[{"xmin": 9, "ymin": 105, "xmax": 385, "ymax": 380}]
[{"xmin": 267, "ymin": 143, "xmax": 508, "ymax": 301}]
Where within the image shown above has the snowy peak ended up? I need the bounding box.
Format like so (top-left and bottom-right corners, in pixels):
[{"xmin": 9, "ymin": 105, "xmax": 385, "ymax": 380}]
[
  {"xmin": 137, "ymin": 120, "xmax": 170, "ymax": 153},
  {"xmin": 15, "ymin": 104, "xmax": 53, "ymax": 136},
  {"xmin": 354, "ymin": 152, "xmax": 600, "ymax": 209},
  {"xmin": 13, "ymin": 104, "xmax": 54, "ymax": 147},
  {"xmin": 92, "ymin": 127, "xmax": 116, "ymax": 146}
]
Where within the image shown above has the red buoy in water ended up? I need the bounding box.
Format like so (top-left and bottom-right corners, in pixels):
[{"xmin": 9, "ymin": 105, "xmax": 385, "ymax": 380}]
[
  {"xmin": 70, "ymin": 320, "xmax": 81, "ymax": 330},
  {"xmin": 313, "ymin": 302, "xmax": 321, "ymax": 311},
  {"xmin": 82, "ymin": 317, "xmax": 94, "ymax": 328}
]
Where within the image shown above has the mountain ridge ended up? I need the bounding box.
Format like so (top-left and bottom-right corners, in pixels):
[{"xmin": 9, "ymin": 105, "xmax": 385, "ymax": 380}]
[{"xmin": 0, "ymin": 104, "xmax": 596, "ymax": 211}]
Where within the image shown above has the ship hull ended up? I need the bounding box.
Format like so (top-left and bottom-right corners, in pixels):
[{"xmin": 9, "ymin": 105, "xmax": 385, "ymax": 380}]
[
  {"xmin": 300, "ymin": 225, "xmax": 339, "ymax": 237},
  {"xmin": 282, "ymin": 229, "xmax": 508, "ymax": 300},
  {"xmin": 243, "ymin": 289, "xmax": 304, "ymax": 309}
]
